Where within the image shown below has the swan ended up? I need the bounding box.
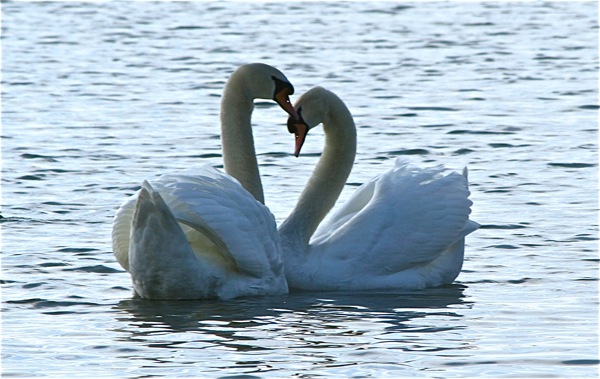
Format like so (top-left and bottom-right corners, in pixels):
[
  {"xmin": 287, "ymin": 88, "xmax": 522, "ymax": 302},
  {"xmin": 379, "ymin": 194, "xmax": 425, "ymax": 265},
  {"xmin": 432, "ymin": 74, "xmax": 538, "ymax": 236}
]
[
  {"xmin": 279, "ymin": 86, "xmax": 479, "ymax": 291},
  {"xmin": 111, "ymin": 63, "xmax": 297, "ymax": 299}
]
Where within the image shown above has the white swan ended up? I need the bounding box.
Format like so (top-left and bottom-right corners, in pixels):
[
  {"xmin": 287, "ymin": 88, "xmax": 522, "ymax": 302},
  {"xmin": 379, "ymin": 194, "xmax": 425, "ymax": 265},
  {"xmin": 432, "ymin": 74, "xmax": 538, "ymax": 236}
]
[
  {"xmin": 279, "ymin": 86, "xmax": 479, "ymax": 291},
  {"xmin": 112, "ymin": 63, "xmax": 297, "ymax": 299}
]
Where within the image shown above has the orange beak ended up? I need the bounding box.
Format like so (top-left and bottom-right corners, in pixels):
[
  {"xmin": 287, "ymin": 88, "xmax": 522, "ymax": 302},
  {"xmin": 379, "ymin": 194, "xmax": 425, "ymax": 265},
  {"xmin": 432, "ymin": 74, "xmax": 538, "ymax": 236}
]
[
  {"xmin": 293, "ymin": 123, "xmax": 308, "ymax": 157},
  {"xmin": 274, "ymin": 88, "xmax": 299, "ymax": 120},
  {"xmin": 287, "ymin": 118, "xmax": 308, "ymax": 157}
]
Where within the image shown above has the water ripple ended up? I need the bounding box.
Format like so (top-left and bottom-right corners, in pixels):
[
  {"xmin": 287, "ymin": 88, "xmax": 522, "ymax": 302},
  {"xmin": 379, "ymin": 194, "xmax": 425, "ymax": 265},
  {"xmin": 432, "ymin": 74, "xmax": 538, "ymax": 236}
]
[{"xmin": 2, "ymin": 1, "xmax": 598, "ymax": 378}]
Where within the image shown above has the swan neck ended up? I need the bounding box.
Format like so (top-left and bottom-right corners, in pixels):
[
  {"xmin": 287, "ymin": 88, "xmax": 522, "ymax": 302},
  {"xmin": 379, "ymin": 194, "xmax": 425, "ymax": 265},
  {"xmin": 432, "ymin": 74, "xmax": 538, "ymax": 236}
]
[
  {"xmin": 281, "ymin": 96, "xmax": 356, "ymax": 245},
  {"xmin": 220, "ymin": 81, "xmax": 264, "ymax": 204}
]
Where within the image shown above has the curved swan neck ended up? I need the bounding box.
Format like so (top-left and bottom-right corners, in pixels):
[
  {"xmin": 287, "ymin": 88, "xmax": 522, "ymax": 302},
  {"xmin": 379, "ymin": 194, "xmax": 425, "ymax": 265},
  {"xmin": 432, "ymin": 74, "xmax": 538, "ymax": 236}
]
[
  {"xmin": 280, "ymin": 91, "xmax": 357, "ymax": 245},
  {"xmin": 220, "ymin": 76, "xmax": 264, "ymax": 204}
]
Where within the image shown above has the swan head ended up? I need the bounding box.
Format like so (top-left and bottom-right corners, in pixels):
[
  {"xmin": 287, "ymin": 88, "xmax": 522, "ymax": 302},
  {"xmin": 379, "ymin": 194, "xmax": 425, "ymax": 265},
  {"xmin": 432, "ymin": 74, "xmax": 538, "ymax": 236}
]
[
  {"xmin": 231, "ymin": 63, "xmax": 299, "ymax": 120},
  {"xmin": 287, "ymin": 86, "xmax": 331, "ymax": 157}
]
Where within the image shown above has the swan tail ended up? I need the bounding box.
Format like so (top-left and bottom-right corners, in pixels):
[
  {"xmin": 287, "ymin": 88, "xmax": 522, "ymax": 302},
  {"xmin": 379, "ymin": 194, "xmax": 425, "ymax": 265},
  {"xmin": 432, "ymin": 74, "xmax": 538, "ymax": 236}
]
[
  {"xmin": 129, "ymin": 181, "xmax": 218, "ymax": 299},
  {"xmin": 462, "ymin": 219, "xmax": 480, "ymax": 236},
  {"xmin": 130, "ymin": 181, "xmax": 193, "ymax": 267}
]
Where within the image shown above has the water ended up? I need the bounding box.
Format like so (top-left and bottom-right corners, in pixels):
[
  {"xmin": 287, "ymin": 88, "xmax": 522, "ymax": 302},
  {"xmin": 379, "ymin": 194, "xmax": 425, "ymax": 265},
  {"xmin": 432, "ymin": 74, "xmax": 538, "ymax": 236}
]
[{"xmin": 1, "ymin": 1, "xmax": 598, "ymax": 378}]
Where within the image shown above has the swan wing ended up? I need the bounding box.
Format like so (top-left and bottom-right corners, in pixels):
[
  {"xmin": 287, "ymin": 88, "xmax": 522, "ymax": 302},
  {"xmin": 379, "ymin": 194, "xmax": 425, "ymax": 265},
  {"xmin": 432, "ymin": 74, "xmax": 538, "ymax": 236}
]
[
  {"xmin": 128, "ymin": 165, "xmax": 282, "ymax": 278},
  {"xmin": 160, "ymin": 166, "xmax": 282, "ymax": 278},
  {"xmin": 112, "ymin": 165, "xmax": 282, "ymax": 277},
  {"xmin": 114, "ymin": 166, "xmax": 285, "ymax": 299},
  {"xmin": 112, "ymin": 195, "xmax": 137, "ymax": 271},
  {"xmin": 311, "ymin": 159, "xmax": 475, "ymax": 273}
]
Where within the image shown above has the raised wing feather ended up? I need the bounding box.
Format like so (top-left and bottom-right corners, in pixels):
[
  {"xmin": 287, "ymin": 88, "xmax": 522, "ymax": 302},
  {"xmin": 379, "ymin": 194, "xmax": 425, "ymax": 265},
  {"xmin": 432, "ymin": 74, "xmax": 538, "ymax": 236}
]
[
  {"xmin": 112, "ymin": 165, "xmax": 281, "ymax": 278},
  {"xmin": 311, "ymin": 159, "xmax": 473, "ymax": 273},
  {"xmin": 112, "ymin": 195, "xmax": 137, "ymax": 270},
  {"xmin": 158, "ymin": 167, "xmax": 281, "ymax": 278}
]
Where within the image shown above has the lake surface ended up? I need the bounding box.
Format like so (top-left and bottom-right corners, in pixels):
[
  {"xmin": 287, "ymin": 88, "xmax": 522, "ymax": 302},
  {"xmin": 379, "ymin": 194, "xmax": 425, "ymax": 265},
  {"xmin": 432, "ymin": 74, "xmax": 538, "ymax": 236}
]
[{"xmin": 2, "ymin": 1, "xmax": 598, "ymax": 378}]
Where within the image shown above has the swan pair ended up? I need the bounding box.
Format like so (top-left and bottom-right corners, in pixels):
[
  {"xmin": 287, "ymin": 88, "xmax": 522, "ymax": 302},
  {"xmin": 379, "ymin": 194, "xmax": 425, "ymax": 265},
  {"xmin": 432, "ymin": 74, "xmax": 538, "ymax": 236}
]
[{"xmin": 112, "ymin": 63, "xmax": 478, "ymax": 299}]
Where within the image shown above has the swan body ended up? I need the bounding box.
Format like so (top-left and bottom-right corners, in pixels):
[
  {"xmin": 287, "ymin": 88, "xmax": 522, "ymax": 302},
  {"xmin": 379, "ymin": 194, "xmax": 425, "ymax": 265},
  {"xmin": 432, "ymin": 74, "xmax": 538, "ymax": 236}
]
[
  {"xmin": 280, "ymin": 87, "xmax": 479, "ymax": 291},
  {"xmin": 112, "ymin": 63, "xmax": 295, "ymax": 299},
  {"xmin": 119, "ymin": 167, "xmax": 286, "ymax": 299}
]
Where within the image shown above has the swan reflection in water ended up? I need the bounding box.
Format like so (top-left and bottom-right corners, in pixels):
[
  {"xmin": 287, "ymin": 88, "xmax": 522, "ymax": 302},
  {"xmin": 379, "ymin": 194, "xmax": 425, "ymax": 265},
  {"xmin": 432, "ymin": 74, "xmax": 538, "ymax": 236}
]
[{"xmin": 112, "ymin": 285, "xmax": 472, "ymax": 354}]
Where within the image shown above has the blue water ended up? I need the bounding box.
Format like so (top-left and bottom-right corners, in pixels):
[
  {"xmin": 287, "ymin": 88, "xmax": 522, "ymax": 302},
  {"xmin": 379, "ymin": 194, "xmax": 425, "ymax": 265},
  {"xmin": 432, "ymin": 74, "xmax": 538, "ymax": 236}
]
[{"xmin": 2, "ymin": 2, "xmax": 598, "ymax": 378}]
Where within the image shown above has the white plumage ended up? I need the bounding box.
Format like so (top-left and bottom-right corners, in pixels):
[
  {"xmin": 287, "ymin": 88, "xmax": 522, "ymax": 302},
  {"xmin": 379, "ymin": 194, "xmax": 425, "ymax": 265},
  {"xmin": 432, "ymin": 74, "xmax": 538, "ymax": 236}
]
[
  {"xmin": 111, "ymin": 63, "xmax": 296, "ymax": 299},
  {"xmin": 280, "ymin": 87, "xmax": 479, "ymax": 291},
  {"xmin": 114, "ymin": 167, "xmax": 286, "ymax": 299}
]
